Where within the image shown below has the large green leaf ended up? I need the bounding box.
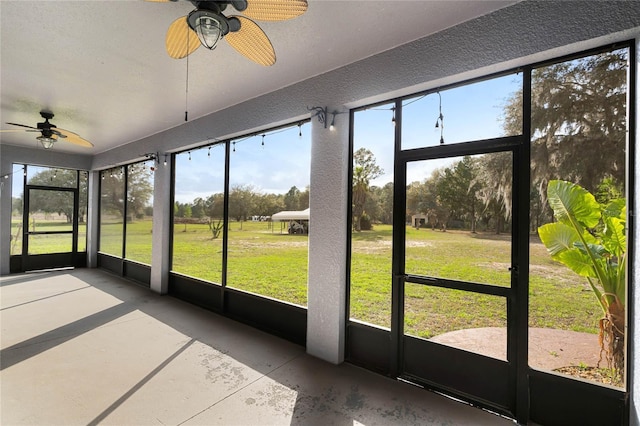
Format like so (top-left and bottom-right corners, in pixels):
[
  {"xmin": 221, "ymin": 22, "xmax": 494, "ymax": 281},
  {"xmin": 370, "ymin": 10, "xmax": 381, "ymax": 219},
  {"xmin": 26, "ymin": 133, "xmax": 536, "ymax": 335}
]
[
  {"xmin": 603, "ymin": 198, "xmax": 626, "ymax": 220},
  {"xmin": 603, "ymin": 216, "xmax": 626, "ymax": 257},
  {"xmin": 547, "ymin": 180, "xmax": 601, "ymax": 228},
  {"xmin": 573, "ymin": 242, "xmax": 607, "ymax": 259},
  {"xmin": 538, "ymin": 222, "xmax": 580, "ymax": 258},
  {"xmin": 558, "ymin": 249, "xmax": 596, "ymax": 278}
]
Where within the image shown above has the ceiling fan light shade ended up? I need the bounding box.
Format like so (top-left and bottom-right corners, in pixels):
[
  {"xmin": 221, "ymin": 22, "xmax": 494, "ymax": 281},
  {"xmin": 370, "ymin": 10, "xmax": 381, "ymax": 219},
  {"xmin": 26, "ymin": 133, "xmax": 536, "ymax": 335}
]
[
  {"xmin": 37, "ymin": 136, "xmax": 56, "ymax": 149},
  {"xmin": 188, "ymin": 10, "xmax": 229, "ymax": 50},
  {"xmin": 195, "ymin": 16, "xmax": 223, "ymax": 49}
]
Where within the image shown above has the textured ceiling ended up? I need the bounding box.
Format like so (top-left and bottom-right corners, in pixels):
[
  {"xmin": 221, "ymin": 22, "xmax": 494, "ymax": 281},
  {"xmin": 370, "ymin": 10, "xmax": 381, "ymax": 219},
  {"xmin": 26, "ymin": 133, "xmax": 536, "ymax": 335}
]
[{"xmin": 0, "ymin": 0, "xmax": 516, "ymax": 154}]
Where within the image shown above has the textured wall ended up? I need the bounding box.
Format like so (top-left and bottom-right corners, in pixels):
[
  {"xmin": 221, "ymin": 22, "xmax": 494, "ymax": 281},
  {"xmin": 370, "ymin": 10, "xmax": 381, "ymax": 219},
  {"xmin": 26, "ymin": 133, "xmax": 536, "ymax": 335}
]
[
  {"xmin": 307, "ymin": 109, "xmax": 350, "ymax": 363},
  {"xmin": 91, "ymin": 1, "xmax": 640, "ymax": 169}
]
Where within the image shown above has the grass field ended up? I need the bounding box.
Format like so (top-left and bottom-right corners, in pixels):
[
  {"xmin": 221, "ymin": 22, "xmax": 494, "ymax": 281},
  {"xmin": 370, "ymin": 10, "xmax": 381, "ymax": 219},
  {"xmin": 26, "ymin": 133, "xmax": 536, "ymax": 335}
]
[
  {"xmin": 10, "ymin": 216, "xmax": 86, "ymax": 254},
  {"xmin": 351, "ymin": 225, "xmax": 599, "ymax": 338},
  {"xmin": 11, "ymin": 217, "xmax": 601, "ymax": 339}
]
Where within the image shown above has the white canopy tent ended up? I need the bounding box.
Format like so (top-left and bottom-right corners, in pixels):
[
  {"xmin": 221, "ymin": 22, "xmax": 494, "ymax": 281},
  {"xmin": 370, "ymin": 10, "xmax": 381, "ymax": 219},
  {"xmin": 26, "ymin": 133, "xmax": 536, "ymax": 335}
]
[
  {"xmin": 271, "ymin": 208, "xmax": 310, "ymax": 234},
  {"xmin": 271, "ymin": 208, "xmax": 310, "ymax": 222}
]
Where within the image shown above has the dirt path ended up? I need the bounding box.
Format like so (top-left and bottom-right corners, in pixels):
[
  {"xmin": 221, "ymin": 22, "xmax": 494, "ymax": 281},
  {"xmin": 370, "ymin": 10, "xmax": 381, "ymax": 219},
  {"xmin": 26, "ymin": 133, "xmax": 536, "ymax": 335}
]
[{"xmin": 430, "ymin": 327, "xmax": 600, "ymax": 370}]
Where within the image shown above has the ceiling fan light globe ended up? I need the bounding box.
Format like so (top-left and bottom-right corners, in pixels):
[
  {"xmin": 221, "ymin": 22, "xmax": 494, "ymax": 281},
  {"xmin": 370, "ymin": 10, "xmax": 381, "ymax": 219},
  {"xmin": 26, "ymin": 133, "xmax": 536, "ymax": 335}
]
[
  {"xmin": 194, "ymin": 15, "xmax": 223, "ymax": 50},
  {"xmin": 37, "ymin": 136, "xmax": 56, "ymax": 149}
]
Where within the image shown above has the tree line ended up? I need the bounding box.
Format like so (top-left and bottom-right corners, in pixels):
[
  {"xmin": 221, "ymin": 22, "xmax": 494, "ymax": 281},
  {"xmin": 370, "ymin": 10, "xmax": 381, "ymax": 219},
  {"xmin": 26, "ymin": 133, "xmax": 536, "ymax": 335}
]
[{"xmin": 174, "ymin": 184, "xmax": 310, "ymax": 222}]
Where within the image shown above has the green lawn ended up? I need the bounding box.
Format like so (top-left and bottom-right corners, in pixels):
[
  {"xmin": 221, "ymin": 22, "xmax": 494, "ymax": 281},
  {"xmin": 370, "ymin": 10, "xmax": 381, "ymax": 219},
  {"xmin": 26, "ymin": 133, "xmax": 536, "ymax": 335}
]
[
  {"xmin": 351, "ymin": 225, "xmax": 599, "ymax": 338},
  {"xmin": 12, "ymin": 217, "xmax": 602, "ymax": 339},
  {"xmin": 11, "ymin": 216, "xmax": 86, "ymax": 254}
]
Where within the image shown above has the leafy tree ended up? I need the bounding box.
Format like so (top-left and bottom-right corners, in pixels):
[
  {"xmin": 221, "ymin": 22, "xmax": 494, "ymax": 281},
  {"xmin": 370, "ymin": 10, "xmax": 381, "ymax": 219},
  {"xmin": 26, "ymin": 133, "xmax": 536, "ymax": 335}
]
[
  {"xmin": 101, "ymin": 166, "xmax": 152, "ymax": 223},
  {"xmin": 472, "ymin": 152, "xmax": 512, "ymax": 234},
  {"xmin": 352, "ymin": 148, "xmax": 383, "ymax": 231},
  {"xmin": 27, "ymin": 168, "xmax": 87, "ymax": 223},
  {"xmin": 254, "ymin": 193, "xmax": 285, "ymax": 217},
  {"xmin": 182, "ymin": 204, "xmax": 192, "ymax": 232},
  {"xmin": 298, "ymin": 186, "xmax": 310, "ymax": 210},
  {"xmin": 126, "ymin": 166, "xmax": 153, "ymax": 221},
  {"xmin": 204, "ymin": 193, "xmax": 225, "ymax": 239},
  {"xmin": 363, "ymin": 185, "xmax": 382, "ymax": 226},
  {"xmin": 284, "ymin": 186, "xmax": 301, "ymax": 210},
  {"xmin": 206, "ymin": 193, "xmax": 225, "ymax": 219},
  {"xmin": 191, "ymin": 197, "xmax": 206, "ymax": 219},
  {"xmin": 174, "ymin": 202, "xmax": 186, "ymax": 218},
  {"xmin": 436, "ymin": 156, "xmax": 480, "ymax": 232},
  {"xmin": 377, "ymin": 182, "xmax": 394, "ymax": 225},
  {"xmin": 229, "ymin": 184, "xmax": 256, "ymax": 228},
  {"xmin": 502, "ymin": 49, "xmax": 627, "ymax": 226},
  {"xmin": 12, "ymin": 197, "xmax": 23, "ymax": 215},
  {"xmin": 406, "ymin": 180, "xmax": 430, "ymax": 227}
]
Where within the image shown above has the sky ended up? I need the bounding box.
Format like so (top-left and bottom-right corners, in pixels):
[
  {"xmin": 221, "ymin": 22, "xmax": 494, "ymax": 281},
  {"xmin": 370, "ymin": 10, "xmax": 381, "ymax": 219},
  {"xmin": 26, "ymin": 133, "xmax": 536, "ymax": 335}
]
[
  {"xmin": 172, "ymin": 70, "xmax": 521, "ymax": 204},
  {"xmin": 353, "ymin": 72, "xmax": 522, "ymax": 188},
  {"xmin": 10, "ymin": 71, "xmax": 521, "ymax": 205},
  {"xmin": 174, "ymin": 123, "xmax": 312, "ymax": 203}
]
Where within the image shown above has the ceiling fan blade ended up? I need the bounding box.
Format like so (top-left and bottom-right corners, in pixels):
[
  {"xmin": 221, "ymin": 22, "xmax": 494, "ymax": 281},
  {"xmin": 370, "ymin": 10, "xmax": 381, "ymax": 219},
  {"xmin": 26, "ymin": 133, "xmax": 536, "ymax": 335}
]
[
  {"xmin": 0, "ymin": 129, "xmax": 29, "ymax": 133},
  {"xmin": 166, "ymin": 16, "xmax": 200, "ymax": 59},
  {"xmin": 225, "ymin": 16, "xmax": 275, "ymax": 66},
  {"xmin": 243, "ymin": 0, "xmax": 308, "ymax": 21},
  {"xmin": 6, "ymin": 122, "xmax": 38, "ymax": 130},
  {"xmin": 53, "ymin": 128, "xmax": 94, "ymax": 147}
]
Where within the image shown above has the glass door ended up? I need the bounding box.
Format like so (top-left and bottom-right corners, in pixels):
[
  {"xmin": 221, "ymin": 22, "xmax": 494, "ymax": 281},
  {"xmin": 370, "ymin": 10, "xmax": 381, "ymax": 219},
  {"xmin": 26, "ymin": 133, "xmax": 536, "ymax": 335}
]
[
  {"xmin": 22, "ymin": 185, "xmax": 79, "ymax": 271},
  {"xmin": 393, "ymin": 145, "xmax": 522, "ymax": 417}
]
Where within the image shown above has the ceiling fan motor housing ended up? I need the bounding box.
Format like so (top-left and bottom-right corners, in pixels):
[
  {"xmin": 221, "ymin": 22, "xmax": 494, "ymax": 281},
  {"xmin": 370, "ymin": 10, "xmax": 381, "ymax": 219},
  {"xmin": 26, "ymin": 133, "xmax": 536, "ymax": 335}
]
[{"xmin": 37, "ymin": 112, "xmax": 56, "ymax": 136}]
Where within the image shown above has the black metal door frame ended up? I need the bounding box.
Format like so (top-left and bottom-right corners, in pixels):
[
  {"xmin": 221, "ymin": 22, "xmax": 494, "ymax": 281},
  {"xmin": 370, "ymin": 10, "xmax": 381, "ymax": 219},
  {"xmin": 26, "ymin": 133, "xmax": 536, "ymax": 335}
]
[
  {"xmin": 347, "ymin": 41, "xmax": 633, "ymax": 425},
  {"xmin": 22, "ymin": 184, "xmax": 80, "ymax": 271},
  {"xmin": 390, "ymin": 90, "xmax": 529, "ymax": 418}
]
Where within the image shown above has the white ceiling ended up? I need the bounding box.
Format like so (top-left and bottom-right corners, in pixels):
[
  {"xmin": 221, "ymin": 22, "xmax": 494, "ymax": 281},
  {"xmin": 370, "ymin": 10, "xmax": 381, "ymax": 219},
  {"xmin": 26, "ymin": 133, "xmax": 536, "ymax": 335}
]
[{"xmin": 0, "ymin": 0, "xmax": 516, "ymax": 155}]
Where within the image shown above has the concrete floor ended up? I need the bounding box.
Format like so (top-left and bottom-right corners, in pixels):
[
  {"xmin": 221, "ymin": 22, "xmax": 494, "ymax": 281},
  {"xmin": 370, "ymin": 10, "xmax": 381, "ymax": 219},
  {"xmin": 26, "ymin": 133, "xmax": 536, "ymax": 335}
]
[{"xmin": 1, "ymin": 269, "xmax": 513, "ymax": 425}]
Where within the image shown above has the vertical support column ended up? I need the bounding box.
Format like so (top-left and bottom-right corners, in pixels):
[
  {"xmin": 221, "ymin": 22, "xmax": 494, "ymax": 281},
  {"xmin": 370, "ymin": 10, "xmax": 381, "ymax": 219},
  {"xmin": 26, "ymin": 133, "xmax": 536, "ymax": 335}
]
[
  {"xmin": 0, "ymin": 155, "xmax": 14, "ymax": 275},
  {"xmin": 150, "ymin": 158, "xmax": 172, "ymax": 294},
  {"xmin": 307, "ymin": 107, "xmax": 350, "ymax": 364},
  {"xmin": 86, "ymin": 171, "xmax": 100, "ymax": 268}
]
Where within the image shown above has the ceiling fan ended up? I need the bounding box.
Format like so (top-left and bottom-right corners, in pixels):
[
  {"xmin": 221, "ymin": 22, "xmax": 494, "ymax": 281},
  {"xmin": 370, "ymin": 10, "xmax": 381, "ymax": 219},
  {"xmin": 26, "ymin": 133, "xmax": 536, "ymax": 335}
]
[
  {"xmin": 0, "ymin": 111, "xmax": 93, "ymax": 149},
  {"xmin": 149, "ymin": 0, "xmax": 308, "ymax": 66}
]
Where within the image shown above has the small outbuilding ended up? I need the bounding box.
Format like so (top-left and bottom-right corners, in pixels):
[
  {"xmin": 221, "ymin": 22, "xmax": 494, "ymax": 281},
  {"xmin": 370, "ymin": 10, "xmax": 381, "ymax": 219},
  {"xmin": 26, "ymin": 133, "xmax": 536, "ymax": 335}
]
[{"xmin": 411, "ymin": 213, "xmax": 428, "ymax": 228}]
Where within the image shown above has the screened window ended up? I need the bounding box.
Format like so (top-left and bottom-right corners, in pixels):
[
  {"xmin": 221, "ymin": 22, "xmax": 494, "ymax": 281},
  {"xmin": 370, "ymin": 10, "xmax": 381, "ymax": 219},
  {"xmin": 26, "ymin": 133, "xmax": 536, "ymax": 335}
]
[
  {"xmin": 172, "ymin": 145, "xmax": 226, "ymax": 284},
  {"xmin": 99, "ymin": 160, "xmax": 155, "ymax": 263},
  {"xmin": 226, "ymin": 124, "xmax": 311, "ymax": 306},
  {"xmin": 99, "ymin": 167, "xmax": 125, "ymax": 256},
  {"xmin": 171, "ymin": 122, "xmax": 311, "ymax": 306},
  {"xmin": 349, "ymin": 104, "xmax": 395, "ymax": 328},
  {"xmin": 10, "ymin": 165, "xmax": 87, "ymax": 256},
  {"xmin": 401, "ymin": 73, "xmax": 522, "ymax": 150},
  {"xmin": 528, "ymin": 47, "xmax": 629, "ymax": 388},
  {"xmin": 124, "ymin": 162, "xmax": 154, "ymax": 264}
]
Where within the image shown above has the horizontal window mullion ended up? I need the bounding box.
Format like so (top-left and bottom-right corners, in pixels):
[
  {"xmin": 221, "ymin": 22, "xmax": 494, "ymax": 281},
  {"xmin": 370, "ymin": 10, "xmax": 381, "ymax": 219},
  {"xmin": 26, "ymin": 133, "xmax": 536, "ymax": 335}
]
[
  {"xmin": 404, "ymin": 274, "xmax": 510, "ymax": 297},
  {"xmin": 397, "ymin": 135, "xmax": 523, "ymax": 162}
]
